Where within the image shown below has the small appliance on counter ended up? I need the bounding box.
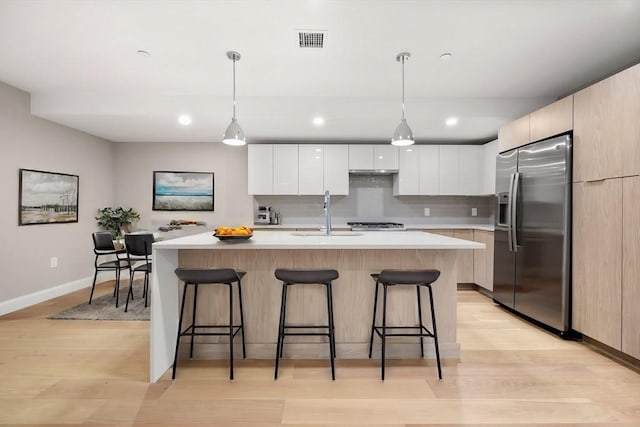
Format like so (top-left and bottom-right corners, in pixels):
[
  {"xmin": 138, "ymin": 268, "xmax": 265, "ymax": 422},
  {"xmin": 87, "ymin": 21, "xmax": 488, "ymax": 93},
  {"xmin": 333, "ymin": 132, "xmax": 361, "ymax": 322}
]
[{"xmin": 256, "ymin": 206, "xmax": 272, "ymax": 224}]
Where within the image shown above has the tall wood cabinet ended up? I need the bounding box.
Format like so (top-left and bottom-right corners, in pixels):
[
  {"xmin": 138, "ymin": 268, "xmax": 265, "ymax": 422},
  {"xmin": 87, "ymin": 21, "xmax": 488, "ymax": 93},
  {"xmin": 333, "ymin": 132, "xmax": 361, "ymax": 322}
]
[
  {"xmin": 473, "ymin": 230, "xmax": 494, "ymax": 291},
  {"xmin": 622, "ymin": 176, "xmax": 640, "ymax": 359},
  {"xmin": 572, "ymin": 179, "xmax": 623, "ymax": 350},
  {"xmin": 529, "ymin": 95, "xmax": 573, "ymax": 143},
  {"xmin": 498, "ymin": 114, "xmax": 529, "ymax": 152}
]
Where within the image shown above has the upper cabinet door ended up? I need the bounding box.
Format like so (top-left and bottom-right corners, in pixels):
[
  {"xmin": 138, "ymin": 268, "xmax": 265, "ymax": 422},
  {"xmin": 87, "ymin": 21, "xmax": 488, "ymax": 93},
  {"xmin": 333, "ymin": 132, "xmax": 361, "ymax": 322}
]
[
  {"xmin": 459, "ymin": 146, "xmax": 483, "ymax": 195},
  {"xmin": 273, "ymin": 144, "xmax": 299, "ymax": 194},
  {"xmin": 374, "ymin": 145, "xmax": 399, "ymax": 170},
  {"xmin": 324, "ymin": 145, "xmax": 349, "ymax": 195},
  {"xmin": 419, "ymin": 145, "xmax": 439, "ymax": 195},
  {"xmin": 247, "ymin": 144, "xmax": 273, "ymax": 195},
  {"xmin": 298, "ymin": 145, "xmax": 324, "ymax": 195},
  {"xmin": 482, "ymin": 139, "xmax": 499, "ymax": 195},
  {"xmin": 348, "ymin": 144, "xmax": 374, "ymax": 170},
  {"xmin": 529, "ymin": 95, "xmax": 573, "ymax": 142},
  {"xmin": 574, "ymin": 64, "xmax": 640, "ymax": 181},
  {"xmin": 498, "ymin": 115, "xmax": 530, "ymax": 153},
  {"xmin": 393, "ymin": 146, "xmax": 420, "ymax": 195},
  {"xmin": 438, "ymin": 145, "xmax": 460, "ymax": 195}
]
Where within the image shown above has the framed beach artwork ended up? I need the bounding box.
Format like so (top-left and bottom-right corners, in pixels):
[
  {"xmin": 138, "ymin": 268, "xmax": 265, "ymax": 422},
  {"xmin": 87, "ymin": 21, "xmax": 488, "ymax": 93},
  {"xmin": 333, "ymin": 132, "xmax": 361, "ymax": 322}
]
[
  {"xmin": 19, "ymin": 168, "xmax": 79, "ymax": 225},
  {"xmin": 153, "ymin": 171, "xmax": 214, "ymax": 211}
]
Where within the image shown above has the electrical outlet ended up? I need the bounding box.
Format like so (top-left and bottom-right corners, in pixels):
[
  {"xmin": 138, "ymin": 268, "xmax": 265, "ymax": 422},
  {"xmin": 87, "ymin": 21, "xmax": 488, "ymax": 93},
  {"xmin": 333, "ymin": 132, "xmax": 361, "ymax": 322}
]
[
  {"xmin": 50, "ymin": 257, "xmax": 58, "ymax": 268},
  {"xmin": 424, "ymin": 208, "xmax": 430, "ymax": 217},
  {"xmin": 471, "ymin": 208, "xmax": 478, "ymax": 217}
]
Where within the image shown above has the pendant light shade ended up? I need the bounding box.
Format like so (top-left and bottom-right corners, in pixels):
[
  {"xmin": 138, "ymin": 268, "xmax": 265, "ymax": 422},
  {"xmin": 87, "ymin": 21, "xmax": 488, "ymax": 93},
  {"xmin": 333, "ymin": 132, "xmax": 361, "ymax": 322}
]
[
  {"xmin": 391, "ymin": 52, "xmax": 415, "ymax": 146},
  {"xmin": 222, "ymin": 51, "xmax": 246, "ymax": 146}
]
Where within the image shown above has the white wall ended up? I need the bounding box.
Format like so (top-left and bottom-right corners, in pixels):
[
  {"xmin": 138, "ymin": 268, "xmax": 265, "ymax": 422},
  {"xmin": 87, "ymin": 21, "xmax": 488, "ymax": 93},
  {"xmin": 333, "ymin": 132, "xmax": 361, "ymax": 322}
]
[
  {"xmin": 112, "ymin": 141, "xmax": 253, "ymax": 230},
  {"xmin": 0, "ymin": 81, "xmax": 114, "ymax": 305}
]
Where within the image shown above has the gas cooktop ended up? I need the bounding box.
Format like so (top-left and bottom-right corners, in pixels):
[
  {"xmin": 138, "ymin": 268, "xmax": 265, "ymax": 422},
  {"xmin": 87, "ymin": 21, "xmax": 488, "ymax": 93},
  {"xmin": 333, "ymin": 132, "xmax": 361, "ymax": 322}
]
[{"xmin": 347, "ymin": 222, "xmax": 407, "ymax": 231}]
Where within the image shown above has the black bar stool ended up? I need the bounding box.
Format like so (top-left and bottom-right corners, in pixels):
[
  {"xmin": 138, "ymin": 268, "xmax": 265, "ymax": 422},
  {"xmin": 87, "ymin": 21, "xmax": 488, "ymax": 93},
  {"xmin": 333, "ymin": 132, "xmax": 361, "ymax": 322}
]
[
  {"xmin": 368, "ymin": 269, "xmax": 442, "ymax": 381},
  {"xmin": 173, "ymin": 268, "xmax": 246, "ymax": 380},
  {"xmin": 274, "ymin": 268, "xmax": 338, "ymax": 380}
]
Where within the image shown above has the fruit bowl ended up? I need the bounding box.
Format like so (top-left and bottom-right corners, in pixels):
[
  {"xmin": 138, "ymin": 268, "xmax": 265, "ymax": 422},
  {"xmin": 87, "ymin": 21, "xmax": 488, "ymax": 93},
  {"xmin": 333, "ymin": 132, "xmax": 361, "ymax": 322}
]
[
  {"xmin": 214, "ymin": 226, "xmax": 253, "ymax": 241},
  {"xmin": 214, "ymin": 233, "xmax": 253, "ymax": 241}
]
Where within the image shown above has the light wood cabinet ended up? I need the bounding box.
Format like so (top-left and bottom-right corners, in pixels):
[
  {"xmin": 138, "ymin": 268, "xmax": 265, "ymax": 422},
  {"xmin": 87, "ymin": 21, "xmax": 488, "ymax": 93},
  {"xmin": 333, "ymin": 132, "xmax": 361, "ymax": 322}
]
[
  {"xmin": 622, "ymin": 176, "xmax": 640, "ymax": 359},
  {"xmin": 573, "ymin": 63, "xmax": 640, "ymax": 182},
  {"xmin": 454, "ymin": 230, "xmax": 474, "ymax": 283},
  {"xmin": 498, "ymin": 114, "xmax": 529, "ymax": 153},
  {"xmin": 572, "ymin": 179, "xmax": 622, "ymax": 350},
  {"xmin": 473, "ymin": 230, "xmax": 494, "ymax": 291},
  {"xmin": 529, "ymin": 95, "xmax": 573, "ymax": 142}
]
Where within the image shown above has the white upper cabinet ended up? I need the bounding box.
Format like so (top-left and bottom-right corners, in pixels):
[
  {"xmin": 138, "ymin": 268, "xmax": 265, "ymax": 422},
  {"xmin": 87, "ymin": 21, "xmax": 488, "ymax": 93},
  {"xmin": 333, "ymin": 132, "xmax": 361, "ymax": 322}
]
[
  {"xmin": 419, "ymin": 145, "xmax": 439, "ymax": 194},
  {"xmin": 298, "ymin": 145, "xmax": 324, "ymax": 195},
  {"xmin": 459, "ymin": 145, "xmax": 483, "ymax": 195},
  {"xmin": 374, "ymin": 145, "xmax": 399, "ymax": 170},
  {"xmin": 349, "ymin": 144, "xmax": 398, "ymax": 170},
  {"xmin": 248, "ymin": 144, "xmax": 273, "ymax": 195},
  {"xmin": 348, "ymin": 145, "xmax": 374, "ymax": 170},
  {"xmin": 273, "ymin": 144, "xmax": 298, "ymax": 194},
  {"xmin": 324, "ymin": 145, "xmax": 349, "ymax": 195},
  {"xmin": 394, "ymin": 146, "xmax": 420, "ymax": 195},
  {"xmin": 439, "ymin": 145, "xmax": 460, "ymax": 195},
  {"xmin": 482, "ymin": 139, "xmax": 499, "ymax": 195}
]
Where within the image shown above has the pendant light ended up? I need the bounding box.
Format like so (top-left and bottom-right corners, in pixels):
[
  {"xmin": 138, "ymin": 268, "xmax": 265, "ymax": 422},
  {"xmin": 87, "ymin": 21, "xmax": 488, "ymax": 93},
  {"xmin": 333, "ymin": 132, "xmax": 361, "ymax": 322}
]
[
  {"xmin": 391, "ymin": 51, "xmax": 415, "ymax": 146},
  {"xmin": 222, "ymin": 51, "xmax": 246, "ymax": 146}
]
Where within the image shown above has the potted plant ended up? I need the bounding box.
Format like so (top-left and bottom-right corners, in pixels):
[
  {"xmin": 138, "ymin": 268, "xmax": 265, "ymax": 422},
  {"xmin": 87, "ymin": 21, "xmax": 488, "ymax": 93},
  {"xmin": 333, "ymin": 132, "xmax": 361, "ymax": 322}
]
[{"xmin": 95, "ymin": 207, "xmax": 141, "ymax": 238}]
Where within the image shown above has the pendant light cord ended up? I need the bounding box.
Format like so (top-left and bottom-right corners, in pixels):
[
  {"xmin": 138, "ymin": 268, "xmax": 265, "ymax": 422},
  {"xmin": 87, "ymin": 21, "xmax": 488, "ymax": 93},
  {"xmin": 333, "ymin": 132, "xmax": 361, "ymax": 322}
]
[
  {"xmin": 232, "ymin": 57, "xmax": 237, "ymax": 119},
  {"xmin": 401, "ymin": 55, "xmax": 406, "ymax": 120}
]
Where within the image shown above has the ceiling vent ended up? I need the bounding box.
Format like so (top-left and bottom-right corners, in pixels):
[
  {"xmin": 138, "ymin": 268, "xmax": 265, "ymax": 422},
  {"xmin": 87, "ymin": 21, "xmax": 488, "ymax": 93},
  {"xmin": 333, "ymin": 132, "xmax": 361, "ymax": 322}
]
[{"xmin": 297, "ymin": 30, "xmax": 326, "ymax": 48}]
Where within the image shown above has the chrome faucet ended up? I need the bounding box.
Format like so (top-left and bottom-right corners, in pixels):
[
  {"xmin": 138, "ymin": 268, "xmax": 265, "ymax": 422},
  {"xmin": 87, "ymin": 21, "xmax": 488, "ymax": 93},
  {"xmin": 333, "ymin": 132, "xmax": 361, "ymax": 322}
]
[{"xmin": 323, "ymin": 190, "xmax": 332, "ymax": 236}]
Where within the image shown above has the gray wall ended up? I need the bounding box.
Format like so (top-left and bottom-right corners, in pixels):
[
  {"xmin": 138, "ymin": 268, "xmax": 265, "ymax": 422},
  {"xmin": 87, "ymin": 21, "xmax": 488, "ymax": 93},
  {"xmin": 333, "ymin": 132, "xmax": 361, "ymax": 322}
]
[
  {"xmin": 113, "ymin": 141, "xmax": 253, "ymax": 230},
  {"xmin": 0, "ymin": 81, "xmax": 114, "ymax": 303}
]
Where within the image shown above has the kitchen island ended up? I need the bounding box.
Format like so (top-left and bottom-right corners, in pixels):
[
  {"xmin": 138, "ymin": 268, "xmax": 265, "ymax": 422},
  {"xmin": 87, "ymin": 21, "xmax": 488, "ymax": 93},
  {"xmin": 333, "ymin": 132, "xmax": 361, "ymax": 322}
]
[{"xmin": 150, "ymin": 230, "xmax": 484, "ymax": 382}]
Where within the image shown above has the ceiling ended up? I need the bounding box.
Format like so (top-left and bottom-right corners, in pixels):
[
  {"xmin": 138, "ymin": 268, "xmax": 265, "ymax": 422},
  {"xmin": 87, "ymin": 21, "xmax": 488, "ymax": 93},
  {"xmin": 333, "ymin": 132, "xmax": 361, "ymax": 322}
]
[{"xmin": 1, "ymin": 0, "xmax": 639, "ymax": 145}]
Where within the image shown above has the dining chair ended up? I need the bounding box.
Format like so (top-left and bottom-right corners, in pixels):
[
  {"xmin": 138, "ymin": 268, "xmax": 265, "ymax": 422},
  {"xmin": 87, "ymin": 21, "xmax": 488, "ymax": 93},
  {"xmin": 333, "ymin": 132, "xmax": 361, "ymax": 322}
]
[
  {"xmin": 123, "ymin": 233, "xmax": 154, "ymax": 312},
  {"xmin": 89, "ymin": 231, "xmax": 130, "ymax": 307}
]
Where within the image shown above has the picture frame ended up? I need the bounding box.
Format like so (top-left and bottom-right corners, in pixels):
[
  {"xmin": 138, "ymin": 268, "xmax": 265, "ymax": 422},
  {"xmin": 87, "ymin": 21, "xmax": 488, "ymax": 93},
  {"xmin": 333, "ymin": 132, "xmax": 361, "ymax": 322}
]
[
  {"xmin": 19, "ymin": 168, "xmax": 79, "ymax": 225},
  {"xmin": 152, "ymin": 171, "xmax": 214, "ymax": 211}
]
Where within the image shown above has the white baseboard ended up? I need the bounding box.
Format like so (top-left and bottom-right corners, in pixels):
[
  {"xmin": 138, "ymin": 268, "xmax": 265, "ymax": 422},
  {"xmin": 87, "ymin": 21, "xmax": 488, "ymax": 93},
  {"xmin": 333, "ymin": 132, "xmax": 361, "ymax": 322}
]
[{"xmin": 0, "ymin": 271, "xmax": 123, "ymax": 316}]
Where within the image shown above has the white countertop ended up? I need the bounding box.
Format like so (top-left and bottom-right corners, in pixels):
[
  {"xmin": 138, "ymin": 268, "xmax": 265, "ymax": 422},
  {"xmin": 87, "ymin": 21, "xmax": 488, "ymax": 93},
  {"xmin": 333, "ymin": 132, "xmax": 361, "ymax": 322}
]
[
  {"xmin": 253, "ymin": 223, "xmax": 495, "ymax": 232},
  {"xmin": 153, "ymin": 230, "xmax": 485, "ymax": 250}
]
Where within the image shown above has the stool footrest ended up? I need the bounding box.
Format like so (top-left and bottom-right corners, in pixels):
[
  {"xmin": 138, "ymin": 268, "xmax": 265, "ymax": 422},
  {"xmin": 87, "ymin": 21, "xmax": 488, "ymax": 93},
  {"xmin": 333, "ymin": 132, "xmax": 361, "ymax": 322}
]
[
  {"xmin": 180, "ymin": 324, "xmax": 243, "ymax": 338},
  {"xmin": 372, "ymin": 325, "xmax": 435, "ymax": 339},
  {"xmin": 283, "ymin": 325, "xmax": 330, "ymax": 329},
  {"xmin": 283, "ymin": 332, "xmax": 331, "ymax": 337}
]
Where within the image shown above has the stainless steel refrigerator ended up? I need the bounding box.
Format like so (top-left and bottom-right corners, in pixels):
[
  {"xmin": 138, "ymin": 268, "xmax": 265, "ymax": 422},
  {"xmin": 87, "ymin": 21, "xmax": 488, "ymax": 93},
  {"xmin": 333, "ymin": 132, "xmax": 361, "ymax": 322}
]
[{"xmin": 493, "ymin": 134, "xmax": 572, "ymax": 335}]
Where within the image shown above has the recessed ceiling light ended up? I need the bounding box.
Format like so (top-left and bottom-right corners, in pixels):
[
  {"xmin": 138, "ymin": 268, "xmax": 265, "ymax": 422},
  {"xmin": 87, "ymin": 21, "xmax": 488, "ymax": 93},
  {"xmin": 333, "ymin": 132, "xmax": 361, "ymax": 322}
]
[
  {"xmin": 440, "ymin": 52, "xmax": 452, "ymax": 60},
  {"xmin": 178, "ymin": 114, "xmax": 192, "ymax": 126},
  {"xmin": 137, "ymin": 50, "xmax": 151, "ymax": 57},
  {"xmin": 445, "ymin": 117, "xmax": 459, "ymax": 127},
  {"xmin": 312, "ymin": 116, "xmax": 325, "ymax": 126}
]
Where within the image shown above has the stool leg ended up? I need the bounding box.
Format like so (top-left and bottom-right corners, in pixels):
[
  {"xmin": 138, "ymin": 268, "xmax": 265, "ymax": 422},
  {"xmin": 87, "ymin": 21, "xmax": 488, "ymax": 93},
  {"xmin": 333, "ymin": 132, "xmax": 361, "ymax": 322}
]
[
  {"xmin": 190, "ymin": 284, "xmax": 198, "ymax": 358},
  {"xmin": 237, "ymin": 278, "xmax": 247, "ymax": 359},
  {"xmin": 416, "ymin": 285, "xmax": 425, "ymax": 358},
  {"xmin": 228, "ymin": 283, "xmax": 234, "ymax": 380},
  {"xmin": 381, "ymin": 283, "xmax": 388, "ymax": 381},
  {"xmin": 427, "ymin": 284, "xmax": 442, "ymax": 380},
  {"xmin": 326, "ymin": 282, "xmax": 336, "ymax": 380},
  {"xmin": 115, "ymin": 268, "xmax": 121, "ymax": 308},
  {"xmin": 89, "ymin": 268, "xmax": 98, "ymax": 304},
  {"xmin": 279, "ymin": 283, "xmax": 289, "ymax": 358},
  {"xmin": 274, "ymin": 282, "xmax": 287, "ymax": 380},
  {"xmin": 172, "ymin": 282, "xmax": 189, "ymax": 379},
  {"xmin": 144, "ymin": 271, "xmax": 150, "ymax": 308},
  {"xmin": 124, "ymin": 271, "xmax": 134, "ymax": 312},
  {"xmin": 368, "ymin": 279, "xmax": 380, "ymax": 359},
  {"xmin": 327, "ymin": 281, "xmax": 336, "ymax": 359}
]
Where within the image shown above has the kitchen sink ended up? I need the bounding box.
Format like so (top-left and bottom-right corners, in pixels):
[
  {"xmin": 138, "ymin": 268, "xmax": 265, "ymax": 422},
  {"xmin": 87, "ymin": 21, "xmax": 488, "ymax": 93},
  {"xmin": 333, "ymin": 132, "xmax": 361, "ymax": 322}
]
[{"xmin": 290, "ymin": 232, "xmax": 363, "ymax": 237}]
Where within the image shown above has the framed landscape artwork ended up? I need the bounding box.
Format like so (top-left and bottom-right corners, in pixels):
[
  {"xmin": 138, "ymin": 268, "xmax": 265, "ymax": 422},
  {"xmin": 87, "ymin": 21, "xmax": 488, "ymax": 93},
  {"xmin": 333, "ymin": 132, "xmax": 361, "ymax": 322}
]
[
  {"xmin": 153, "ymin": 171, "xmax": 214, "ymax": 211},
  {"xmin": 19, "ymin": 168, "xmax": 79, "ymax": 225}
]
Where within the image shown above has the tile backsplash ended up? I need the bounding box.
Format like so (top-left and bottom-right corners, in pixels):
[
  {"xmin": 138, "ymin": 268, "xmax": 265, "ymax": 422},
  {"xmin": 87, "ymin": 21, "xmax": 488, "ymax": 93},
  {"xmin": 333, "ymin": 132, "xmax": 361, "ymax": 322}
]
[{"xmin": 255, "ymin": 175, "xmax": 494, "ymax": 226}]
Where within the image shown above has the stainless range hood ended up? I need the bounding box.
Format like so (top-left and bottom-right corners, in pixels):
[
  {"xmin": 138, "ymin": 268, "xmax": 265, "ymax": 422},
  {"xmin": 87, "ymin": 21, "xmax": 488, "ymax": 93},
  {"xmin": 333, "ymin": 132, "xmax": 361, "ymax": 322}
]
[{"xmin": 348, "ymin": 169, "xmax": 398, "ymax": 175}]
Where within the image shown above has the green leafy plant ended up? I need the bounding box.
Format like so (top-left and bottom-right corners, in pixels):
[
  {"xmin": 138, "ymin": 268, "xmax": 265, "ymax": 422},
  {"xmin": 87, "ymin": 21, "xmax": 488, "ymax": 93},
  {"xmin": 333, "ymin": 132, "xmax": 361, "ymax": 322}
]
[{"xmin": 95, "ymin": 207, "xmax": 140, "ymax": 238}]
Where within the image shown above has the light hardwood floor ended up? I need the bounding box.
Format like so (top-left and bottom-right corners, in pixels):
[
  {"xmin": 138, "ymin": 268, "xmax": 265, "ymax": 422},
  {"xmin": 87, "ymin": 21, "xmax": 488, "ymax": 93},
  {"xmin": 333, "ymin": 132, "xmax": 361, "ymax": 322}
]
[{"xmin": 1, "ymin": 281, "xmax": 640, "ymax": 426}]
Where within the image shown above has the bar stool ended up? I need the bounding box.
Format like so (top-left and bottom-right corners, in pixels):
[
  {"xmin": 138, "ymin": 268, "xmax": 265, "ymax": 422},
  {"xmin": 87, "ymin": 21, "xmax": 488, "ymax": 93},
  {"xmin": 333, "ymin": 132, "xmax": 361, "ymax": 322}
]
[
  {"xmin": 172, "ymin": 268, "xmax": 246, "ymax": 380},
  {"xmin": 274, "ymin": 268, "xmax": 338, "ymax": 380},
  {"xmin": 368, "ymin": 269, "xmax": 442, "ymax": 380}
]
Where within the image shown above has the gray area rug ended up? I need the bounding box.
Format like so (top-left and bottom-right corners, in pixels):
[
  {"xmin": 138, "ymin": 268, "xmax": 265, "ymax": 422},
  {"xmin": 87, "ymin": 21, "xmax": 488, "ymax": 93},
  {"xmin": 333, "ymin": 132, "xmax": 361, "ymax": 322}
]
[{"xmin": 50, "ymin": 280, "xmax": 150, "ymax": 321}]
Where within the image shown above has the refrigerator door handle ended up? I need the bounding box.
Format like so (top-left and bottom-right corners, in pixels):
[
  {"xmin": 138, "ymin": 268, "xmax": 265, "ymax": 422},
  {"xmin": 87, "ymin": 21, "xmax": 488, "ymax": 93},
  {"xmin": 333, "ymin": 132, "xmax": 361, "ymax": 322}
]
[
  {"xmin": 511, "ymin": 172, "xmax": 521, "ymax": 252},
  {"xmin": 507, "ymin": 172, "xmax": 515, "ymax": 252}
]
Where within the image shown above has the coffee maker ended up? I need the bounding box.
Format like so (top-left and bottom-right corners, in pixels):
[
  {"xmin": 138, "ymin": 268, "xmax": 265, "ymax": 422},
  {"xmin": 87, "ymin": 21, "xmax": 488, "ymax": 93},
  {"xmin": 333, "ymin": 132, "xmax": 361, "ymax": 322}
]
[{"xmin": 256, "ymin": 206, "xmax": 272, "ymax": 224}]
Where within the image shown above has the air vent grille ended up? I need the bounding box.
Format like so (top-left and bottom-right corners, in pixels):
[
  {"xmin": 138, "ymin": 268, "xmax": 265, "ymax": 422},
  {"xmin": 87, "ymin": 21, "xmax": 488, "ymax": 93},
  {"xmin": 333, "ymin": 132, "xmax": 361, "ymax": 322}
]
[{"xmin": 298, "ymin": 31, "xmax": 325, "ymax": 48}]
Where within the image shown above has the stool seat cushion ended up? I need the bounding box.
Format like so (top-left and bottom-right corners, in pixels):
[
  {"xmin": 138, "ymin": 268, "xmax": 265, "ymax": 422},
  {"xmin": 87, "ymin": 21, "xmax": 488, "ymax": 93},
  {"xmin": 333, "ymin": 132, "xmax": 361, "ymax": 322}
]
[
  {"xmin": 275, "ymin": 268, "xmax": 339, "ymax": 284},
  {"xmin": 375, "ymin": 269, "xmax": 440, "ymax": 285},
  {"xmin": 174, "ymin": 268, "xmax": 245, "ymax": 284}
]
